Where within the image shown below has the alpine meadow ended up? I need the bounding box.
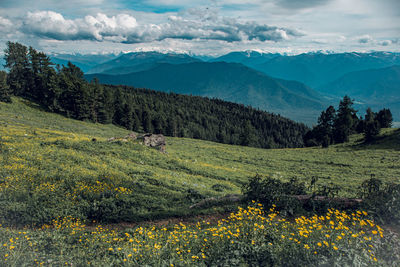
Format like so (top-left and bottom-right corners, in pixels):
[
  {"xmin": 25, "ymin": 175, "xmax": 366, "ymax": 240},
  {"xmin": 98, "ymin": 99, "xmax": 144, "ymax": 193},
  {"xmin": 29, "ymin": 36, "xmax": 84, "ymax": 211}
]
[{"xmin": 1, "ymin": 0, "xmax": 400, "ymax": 266}]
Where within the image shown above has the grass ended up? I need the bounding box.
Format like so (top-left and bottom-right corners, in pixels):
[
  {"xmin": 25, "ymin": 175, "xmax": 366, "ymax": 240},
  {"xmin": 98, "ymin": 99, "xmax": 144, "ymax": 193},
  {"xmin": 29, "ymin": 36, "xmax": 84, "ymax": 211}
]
[
  {"xmin": 1, "ymin": 98, "xmax": 399, "ymax": 265},
  {"xmin": 1, "ymin": 204, "xmax": 399, "ymax": 266},
  {"xmin": 1, "ymin": 97, "xmax": 400, "ymax": 225}
]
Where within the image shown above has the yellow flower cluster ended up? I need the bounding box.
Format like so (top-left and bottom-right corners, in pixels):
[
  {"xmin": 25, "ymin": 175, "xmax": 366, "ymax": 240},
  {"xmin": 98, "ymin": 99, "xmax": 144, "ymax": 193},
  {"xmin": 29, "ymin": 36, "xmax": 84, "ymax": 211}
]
[{"xmin": 19, "ymin": 204, "xmax": 381, "ymax": 265}]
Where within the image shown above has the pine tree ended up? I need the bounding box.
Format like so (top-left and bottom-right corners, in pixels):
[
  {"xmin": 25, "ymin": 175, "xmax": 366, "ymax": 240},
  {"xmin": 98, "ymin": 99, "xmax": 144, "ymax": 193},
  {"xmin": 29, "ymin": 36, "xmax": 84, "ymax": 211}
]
[
  {"xmin": 364, "ymin": 107, "xmax": 381, "ymax": 142},
  {"xmin": 240, "ymin": 120, "xmax": 256, "ymax": 146},
  {"xmin": 97, "ymin": 88, "xmax": 114, "ymax": 124},
  {"xmin": 0, "ymin": 71, "xmax": 12, "ymax": 102},
  {"xmin": 142, "ymin": 108, "xmax": 153, "ymax": 133},
  {"xmin": 121, "ymin": 102, "xmax": 134, "ymax": 130},
  {"xmin": 112, "ymin": 88, "xmax": 124, "ymax": 125},
  {"xmin": 333, "ymin": 96, "xmax": 357, "ymax": 143},
  {"xmin": 376, "ymin": 108, "xmax": 393, "ymax": 128},
  {"xmin": 316, "ymin": 105, "xmax": 336, "ymax": 146},
  {"xmin": 132, "ymin": 111, "xmax": 141, "ymax": 132},
  {"xmin": 4, "ymin": 42, "xmax": 30, "ymax": 96}
]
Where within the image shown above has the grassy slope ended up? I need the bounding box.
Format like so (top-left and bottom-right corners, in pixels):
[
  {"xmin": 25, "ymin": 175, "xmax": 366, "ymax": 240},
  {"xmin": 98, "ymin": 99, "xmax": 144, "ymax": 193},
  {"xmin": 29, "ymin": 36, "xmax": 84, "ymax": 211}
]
[{"xmin": 1, "ymin": 98, "xmax": 400, "ymax": 223}]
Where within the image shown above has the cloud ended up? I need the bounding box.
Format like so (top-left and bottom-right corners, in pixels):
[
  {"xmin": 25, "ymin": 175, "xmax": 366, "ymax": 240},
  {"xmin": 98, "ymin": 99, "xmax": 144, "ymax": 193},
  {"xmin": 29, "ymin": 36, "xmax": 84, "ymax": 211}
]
[
  {"xmin": 356, "ymin": 35, "xmax": 398, "ymax": 47},
  {"xmin": 21, "ymin": 10, "xmax": 303, "ymax": 44},
  {"xmin": 379, "ymin": 40, "xmax": 392, "ymax": 46},
  {"xmin": 0, "ymin": 16, "xmax": 14, "ymax": 33},
  {"xmin": 22, "ymin": 11, "xmax": 139, "ymax": 42},
  {"xmin": 357, "ymin": 34, "xmax": 373, "ymax": 44}
]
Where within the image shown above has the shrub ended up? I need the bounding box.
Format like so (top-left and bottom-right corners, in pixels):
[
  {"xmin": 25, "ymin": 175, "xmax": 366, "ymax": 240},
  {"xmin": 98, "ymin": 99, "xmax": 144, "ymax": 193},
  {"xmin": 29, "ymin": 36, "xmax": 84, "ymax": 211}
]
[
  {"xmin": 359, "ymin": 177, "xmax": 400, "ymax": 225},
  {"xmin": 242, "ymin": 174, "xmax": 307, "ymax": 216}
]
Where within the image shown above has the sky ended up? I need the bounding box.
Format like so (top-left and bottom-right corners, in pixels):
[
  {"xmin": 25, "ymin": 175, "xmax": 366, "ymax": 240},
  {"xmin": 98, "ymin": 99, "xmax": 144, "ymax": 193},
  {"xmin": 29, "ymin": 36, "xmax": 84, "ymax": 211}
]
[{"xmin": 0, "ymin": 0, "xmax": 399, "ymax": 55}]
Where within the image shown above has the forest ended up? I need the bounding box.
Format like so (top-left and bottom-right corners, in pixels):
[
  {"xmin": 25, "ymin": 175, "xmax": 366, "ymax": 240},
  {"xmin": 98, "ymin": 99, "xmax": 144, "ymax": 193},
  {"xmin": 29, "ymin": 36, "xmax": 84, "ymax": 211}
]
[{"xmin": 0, "ymin": 41, "xmax": 308, "ymax": 149}]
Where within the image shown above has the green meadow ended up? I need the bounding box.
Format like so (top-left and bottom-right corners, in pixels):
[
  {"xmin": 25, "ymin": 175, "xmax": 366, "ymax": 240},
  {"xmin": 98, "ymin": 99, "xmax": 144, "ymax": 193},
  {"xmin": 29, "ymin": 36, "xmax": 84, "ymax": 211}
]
[
  {"xmin": 1, "ymin": 98, "xmax": 400, "ymax": 225},
  {"xmin": 1, "ymin": 98, "xmax": 400, "ymax": 266}
]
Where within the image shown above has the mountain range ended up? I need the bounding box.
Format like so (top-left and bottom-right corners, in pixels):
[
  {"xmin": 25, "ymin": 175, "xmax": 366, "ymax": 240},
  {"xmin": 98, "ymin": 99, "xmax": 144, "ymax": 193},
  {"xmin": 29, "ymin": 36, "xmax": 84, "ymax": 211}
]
[
  {"xmin": 213, "ymin": 51, "xmax": 400, "ymax": 88},
  {"xmin": 85, "ymin": 52, "xmax": 200, "ymax": 74},
  {"xmin": 49, "ymin": 53, "xmax": 117, "ymax": 73},
  {"xmin": 318, "ymin": 65, "xmax": 400, "ymax": 119}
]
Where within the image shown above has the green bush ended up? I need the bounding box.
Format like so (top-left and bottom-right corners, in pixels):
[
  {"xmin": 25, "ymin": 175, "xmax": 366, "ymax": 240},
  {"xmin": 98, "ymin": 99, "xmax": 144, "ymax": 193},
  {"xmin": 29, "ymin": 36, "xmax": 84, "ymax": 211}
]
[
  {"xmin": 242, "ymin": 175, "xmax": 307, "ymax": 216},
  {"xmin": 359, "ymin": 177, "xmax": 400, "ymax": 224}
]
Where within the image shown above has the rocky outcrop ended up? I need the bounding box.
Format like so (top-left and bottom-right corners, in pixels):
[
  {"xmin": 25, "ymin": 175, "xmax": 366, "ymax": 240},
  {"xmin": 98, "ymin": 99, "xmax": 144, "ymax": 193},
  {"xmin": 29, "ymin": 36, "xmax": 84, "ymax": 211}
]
[{"xmin": 138, "ymin": 133, "xmax": 166, "ymax": 152}]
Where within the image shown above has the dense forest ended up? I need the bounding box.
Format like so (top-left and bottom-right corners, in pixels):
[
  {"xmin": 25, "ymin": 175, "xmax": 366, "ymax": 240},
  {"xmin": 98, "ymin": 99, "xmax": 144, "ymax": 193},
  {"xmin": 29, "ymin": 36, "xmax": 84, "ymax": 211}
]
[{"xmin": 0, "ymin": 41, "xmax": 309, "ymax": 148}]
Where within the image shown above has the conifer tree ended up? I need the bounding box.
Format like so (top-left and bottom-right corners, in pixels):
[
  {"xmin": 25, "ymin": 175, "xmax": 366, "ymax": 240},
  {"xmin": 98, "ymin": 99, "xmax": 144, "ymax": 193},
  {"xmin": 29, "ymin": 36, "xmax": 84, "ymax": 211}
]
[
  {"xmin": 4, "ymin": 41, "xmax": 30, "ymax": 96},
  {"xmin": 364, "ymin": 107, "xmax": 381, "ymax": 142},
  {"xmin": 112, "ymin": 87, "xmax": 124, "ymax": 125},
  {"xmin": 376, "ymin": 108, "xmax": 393, "ymax": 128},
  {"xmin": 333, "ymin": 96, "xmax": 356, "ymax": 143},
  {"xmin": 0, "ymin": 71, "xmax": 11, "ymax": 102}
]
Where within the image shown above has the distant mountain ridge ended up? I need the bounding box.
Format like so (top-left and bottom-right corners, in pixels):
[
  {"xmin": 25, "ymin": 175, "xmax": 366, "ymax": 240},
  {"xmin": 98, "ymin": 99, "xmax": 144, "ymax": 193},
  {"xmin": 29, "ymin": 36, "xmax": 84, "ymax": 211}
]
[
  {"xmin": 213, "ymin": 51, "xmax": 400, "ymax": 88},
  {"xmin": 86, "ymin": 52, "xmax": 200, "ymax": 74},
  {"xmin": 85, "ymin": 61, "xmax": 327, "ymax": 124},
  {"xmin": 318, "ymin": 65, "xmax": 400, "ymax": 120},
  {"xmin": 50, "ymin": 53, "xmax": 117, "ymax": 72},
  {"xmin": 210, "ymin": 51, "xmax": 280, "ymax": 68}
]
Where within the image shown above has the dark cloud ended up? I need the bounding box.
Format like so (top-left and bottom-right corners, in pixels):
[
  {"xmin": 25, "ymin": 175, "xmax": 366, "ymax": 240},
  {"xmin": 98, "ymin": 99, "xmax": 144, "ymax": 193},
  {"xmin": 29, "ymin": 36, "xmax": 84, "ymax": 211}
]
[
  {"xmin": 275, "ymin": 0, "xmax": 332, "ymax": 9},
  {"xmin": 358, "ymin": 35, "xmax": 373, "ymax": 44},
  {"xmin": 20, "ymin": 10, "xmax": 303, "ymax": 44}
]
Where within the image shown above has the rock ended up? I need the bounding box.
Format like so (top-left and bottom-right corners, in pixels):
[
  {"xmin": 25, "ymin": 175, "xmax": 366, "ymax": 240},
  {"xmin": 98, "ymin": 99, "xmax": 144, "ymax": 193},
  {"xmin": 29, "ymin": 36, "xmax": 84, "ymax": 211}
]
[
  {"xmin": 140, "ymin": 134, "xmax": 166, "ymax": 147},
  {"xmin": 107, "ymin": 133, "xmax": 166, "ymax": 152}
]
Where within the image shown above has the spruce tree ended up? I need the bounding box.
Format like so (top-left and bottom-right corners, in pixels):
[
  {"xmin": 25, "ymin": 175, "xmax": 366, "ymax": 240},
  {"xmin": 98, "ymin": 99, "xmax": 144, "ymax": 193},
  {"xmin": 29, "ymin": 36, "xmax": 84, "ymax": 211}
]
[
  {"xmin": 317, "ymin": 105, "xmax": 336, "ymax": 146},
  {"xmin": 364, "ymin": 107, "xmax": 381, "ymax": 142},
  {"xmin": 333, "ymin": 96, "xmax": 356, "ymax": 143},
  {"xmin": 112, "ymin": 88, "xmax": 124, "ymax": 125},
  {"xmin": 376, "ymin": 108, "xmax": 393, "ymax": 128},
  {"xmin": 4, "ymin": 42, "xmax": 30, "ymax": 96},
  {"xmin": 0, "ymin": 71, "xmax": 12, "ymax": 102}
]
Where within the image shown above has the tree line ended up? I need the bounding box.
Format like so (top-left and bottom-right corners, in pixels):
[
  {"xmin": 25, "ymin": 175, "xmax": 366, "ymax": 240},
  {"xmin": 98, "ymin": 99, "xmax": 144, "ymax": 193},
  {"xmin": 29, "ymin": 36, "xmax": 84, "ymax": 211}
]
[
  {"xmin": 0, "ymin": 41, "xmax": 309, "ymax": 149},
  {"xmin": 304, "ymin": 95, "xmax": 393, "ymax": 147}
]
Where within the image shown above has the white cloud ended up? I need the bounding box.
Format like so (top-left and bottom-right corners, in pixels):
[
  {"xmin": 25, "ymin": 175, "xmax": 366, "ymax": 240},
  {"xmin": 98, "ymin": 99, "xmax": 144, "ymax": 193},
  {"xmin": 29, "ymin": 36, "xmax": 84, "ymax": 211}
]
[
  {"xmin": 22, "ymin": 11, "xmax": 140, "ymax": 42},
  {"xmin": 0, "ymin": 16, "xmax": 15, "ymax": 33},
  {"xmin": 21, "ymin": 10, "xmax": 302, "ymax": 44}
]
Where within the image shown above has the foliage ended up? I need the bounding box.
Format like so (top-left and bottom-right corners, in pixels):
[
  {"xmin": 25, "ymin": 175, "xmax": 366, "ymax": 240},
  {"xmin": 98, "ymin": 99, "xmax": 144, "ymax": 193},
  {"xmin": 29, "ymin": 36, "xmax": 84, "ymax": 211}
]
[
  {"xmin": 376, "ymin": 108, "xmax": 393, "ymax": 128},
  {"xmin": 243, "ymin": 174, "xmax": 400, "ymax": 226},
  {"xmin": 0, "ymin": 71, "xmax": 12, "ymax": 103},
  {"xmin": 364, "ymin": 108, "xmax": 381, "ymax": 141},
  {"xmin": 359, "ymin": 177, "xmax": 400, "ymax": 225},
  {"xmin": 1, "ymin": 204, "xmax": 399, "ymax": 266},
  {"xmin": 242, "ymin": 175, "xmax": 306, "ymax": 216}
]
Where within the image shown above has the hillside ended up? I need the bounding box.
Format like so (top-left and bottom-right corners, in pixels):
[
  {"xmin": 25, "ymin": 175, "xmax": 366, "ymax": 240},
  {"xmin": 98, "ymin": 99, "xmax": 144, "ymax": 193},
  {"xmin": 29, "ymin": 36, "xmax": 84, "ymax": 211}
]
[
  {"xmin": 50, "ymin": 53, "xmax": 117, "ymax": 72},
  {"xmin": 319, "ymin": 65, "xmax": 400, "ymax": 100},
  {"xmin": 1, "ymin": 98, "xmax": 399, "ymax": 225},
  {"xmin": 86, "ymin": 62, "xmax": 327, "ymax": 124},
  {"xmin": 318, "ymin": 65, "xmax": 400, "ymax": 120}
]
